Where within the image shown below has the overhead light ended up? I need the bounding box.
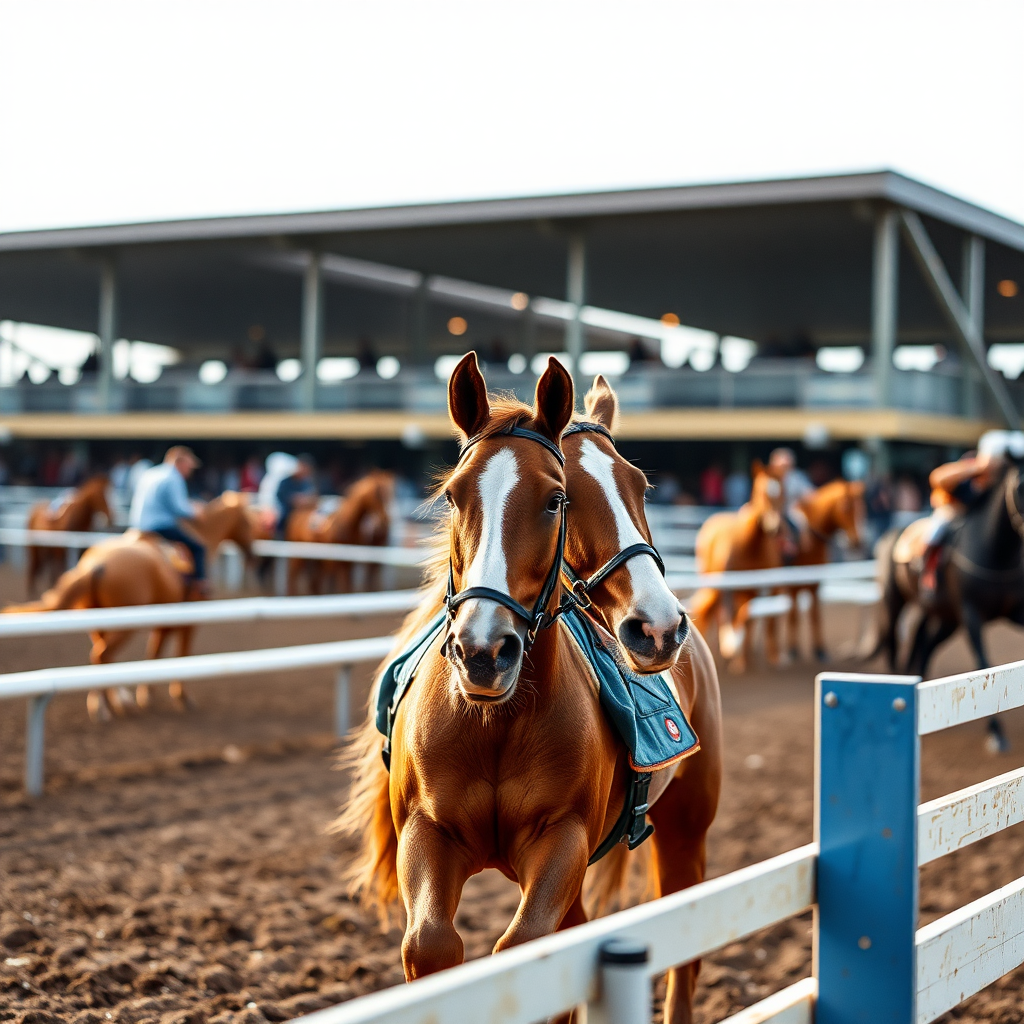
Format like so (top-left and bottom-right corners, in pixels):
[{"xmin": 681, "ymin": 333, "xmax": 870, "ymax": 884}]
[
  {"xmin": 660, "ymin": 312, "xmax": 680, "ymax": 326},
  {"xmin": 199, "ymin": 359, "xmax": 228, "ymax": 385},
  {"xmin": 816, "ymin": 347, "xmax": 864, "ymax": 374},
  {"xmin": 448, "ymin": 316, "xmax": 468, "ymax": 336},
  {"xmin": 507, "ymin": 353, "xmax": 527, "ymax": 374},
  {"xmin": 988, "ymin": 344, "xmax": 1024, "ymax": 379},
  {"xmin": 893, "ymin": 345, "xmax": 942, "ymax": 372},
  {"xmin": 376, "ymin": 356, "xmax": 400, "ymax": 379},
  {"xmin": 998, "ymin": 279, "xmax": 1019, "ymax": 298},
  {"xmin": 579, "ymin": 351, "xmax": 629, "ymax": 377},
  {"xmin": 27, "ymin": 362, "xmax": 51, "ymax": 384},
  {"xmin": 434, "ymin": 355, "xmax": 463, "ymax": 380},
  {"xmin": 276, "ymin": 358, "xmax": 302, "ymax": 382},
  {"xmin": 317, "ymin": 357, "xmax": 359, "ymax": 382},
  {"xmin": 511, "ymin": 292, "xmax": 529, "ymax": 311},
  {"xmin": 720, "ymin": 336, "xmax": 757, "ymax": 373}
]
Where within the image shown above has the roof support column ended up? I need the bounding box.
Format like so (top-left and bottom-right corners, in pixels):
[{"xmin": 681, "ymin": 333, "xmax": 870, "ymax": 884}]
[
  {"xmin": 871, "ymin": 208, "xmax": 898, "ymax": 409},
  {"xmin": 899, "ymin": 209, "xmax": 1018, "ymax": 427},
  {"xmin": 565, "ymin": 230, "xmax": 586, "ymax": 403},
  {"xmin": 96, "ymin": 257, "xmax": 117, "ymax": 413},
  {"xmin": 961, "ymin": 234, "xmax": 985, "ymax": 419},
  {"xmin": 300, "ymin": 251, "xmax": 323, "ymax": 412}
]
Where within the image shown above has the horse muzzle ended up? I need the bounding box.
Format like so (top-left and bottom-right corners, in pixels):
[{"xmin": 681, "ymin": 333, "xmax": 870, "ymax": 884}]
[
  {"xmin": 616, "ymin": 606, "xmax": 689, "ymax": 673},
  {"xmin": 447, "ymin": 614, "xmax": 524, "ymax": 703}
]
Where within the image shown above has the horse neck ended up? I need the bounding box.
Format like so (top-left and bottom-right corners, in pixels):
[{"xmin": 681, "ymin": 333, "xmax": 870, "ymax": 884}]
[
  {"xmin": 195, "ymin": 504, "xmax": 236, "ymax": 549},
  {"xmin": 328, "ymin": 493, "xmax": 370, "ymax": 540},
  {"xmin": 974, "ymin": 473, "xmax": 1022, "ymax": 561},
  {"xmin": 802, "ymin": 493, "xmax": 835, "ymax": 538}
]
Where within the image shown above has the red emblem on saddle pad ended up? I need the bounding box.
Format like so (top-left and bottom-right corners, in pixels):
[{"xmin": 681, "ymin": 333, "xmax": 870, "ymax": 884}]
[{"xmin": 665, "ymin": 718, "xmax": 681, "ymax": 741}]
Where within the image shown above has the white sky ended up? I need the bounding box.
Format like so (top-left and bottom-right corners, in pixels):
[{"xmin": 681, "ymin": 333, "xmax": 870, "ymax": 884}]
[{"xmin": 0, "ymin": 0, "xmax": 1022, "ymax": 234}]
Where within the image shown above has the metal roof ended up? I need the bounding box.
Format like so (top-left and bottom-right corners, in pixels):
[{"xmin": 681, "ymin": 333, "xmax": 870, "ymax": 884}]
[{"xmin": 3, "ymin": 170, "xmax": 1024, "ymax": 254}]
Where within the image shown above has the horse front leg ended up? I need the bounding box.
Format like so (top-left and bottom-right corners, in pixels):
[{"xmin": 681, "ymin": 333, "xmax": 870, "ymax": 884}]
[
  {"xmin": 168, "ymin": 627, "xmax": 196, "ymax": 710},
  {"xmin": 961, "ymin": 603, "xmax": 1008, "ymax": 753},
  {"xmin": 809, "ymin": 584, "xmax": 826, "ymax": 662},
  {"xmin": 136, "ymin": 628, "xmax": 170, "ymax": 709},
  {"xmin": 786, "ymin": 586, "xmax": 800, "ymax": 661},
  {"xmin": 86, "ymin": 630, "xmax": 134, "ymax": 721},
  {"xmin": 397, "ymin": 815, "xmax": 475, "ymax": 981}
]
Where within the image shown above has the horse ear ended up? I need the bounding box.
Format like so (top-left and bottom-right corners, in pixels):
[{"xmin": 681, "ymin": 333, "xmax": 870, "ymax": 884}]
[
  {"xmin": 584, "ymin": 374, "xmax": 619, "ymax": 432},
  {"xmin": 533, "ymin": 356, "xmax": 575, "ymax": 442},
  {"xmin": 448, "ymin": 352, "xmax": 490, "ymax": 438},
  {"xmin": 751, "ymin": 459, "xmax": 765, "ymax": 476}
]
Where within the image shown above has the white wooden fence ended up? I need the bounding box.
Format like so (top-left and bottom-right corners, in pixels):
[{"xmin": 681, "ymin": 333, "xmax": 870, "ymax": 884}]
[{"xmin": 278, "ymin": 656, "xmax": 1024, "ymax": 1024}]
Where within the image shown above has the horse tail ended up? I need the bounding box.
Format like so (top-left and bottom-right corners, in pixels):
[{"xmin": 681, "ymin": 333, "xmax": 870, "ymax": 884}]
[
  {"xmin": 585, "ymin": 840, "xmax": 656, "ymax": 918},
  {"xmin": 872, "ymin": 529, "xmax": 903, "ymax": 668},
  {"xmin": 332, "ymin": 710, "xmax": 399, "ymax": 922},
  {"xmin": 3, "ymin": 564, "xmax": 104, "ymax": 614}
]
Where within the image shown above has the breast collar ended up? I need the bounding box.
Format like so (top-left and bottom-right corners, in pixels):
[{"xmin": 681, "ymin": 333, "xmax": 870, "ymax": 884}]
[
  {"xmin": 443, "ymin": 424, "xmax": 568, "ymax": 651},
  {"xmin": 559, "ymin": 422, "xmax": 666, "ymax": 608}
]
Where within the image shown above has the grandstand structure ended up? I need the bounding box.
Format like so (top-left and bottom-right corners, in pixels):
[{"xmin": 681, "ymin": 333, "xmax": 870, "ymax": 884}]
[{"xmin": 1, "ymin": 170, "xmax": 1023, "ymax": 462}]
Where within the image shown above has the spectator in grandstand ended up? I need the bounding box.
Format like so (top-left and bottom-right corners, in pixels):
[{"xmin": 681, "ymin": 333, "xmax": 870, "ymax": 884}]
[
  {"xmin": 129, "ymin": 446, "xmax": 207, "ymax": 593},
  {"xmin": 724, "ymin": 467, "xmax": 751, "ymax": 507},
  {"xmin": 699, "ymin": 463, "xmax": 726, "ymax": 506},
  {"xmin": 239, "ymin": 455, "xmax": 264, "ymax": 492},
  {"xmin": 274, "ymin": 454, "xmax": 318, "ymax": 538}
]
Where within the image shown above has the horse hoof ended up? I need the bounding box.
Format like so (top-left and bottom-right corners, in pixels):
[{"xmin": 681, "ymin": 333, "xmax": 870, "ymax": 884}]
[
  {"xmin": 986, "ymin": 720, "xmax": 1011, "ymax": 755},
  {"xmin": 86, "ymin": 693, "xmax": 111, "ymax": 724}
]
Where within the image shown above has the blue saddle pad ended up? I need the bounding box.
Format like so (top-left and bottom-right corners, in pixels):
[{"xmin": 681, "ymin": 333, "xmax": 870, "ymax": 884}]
[
  {"xmin": 374, "ymin": 606, "xmax": 698, "ymax": 773},
  {"xmin": 560, "ymin": 607, "xmax": 698, "ymax": 771}
]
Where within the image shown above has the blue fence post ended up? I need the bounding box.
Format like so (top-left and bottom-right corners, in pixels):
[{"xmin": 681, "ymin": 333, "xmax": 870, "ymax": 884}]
[{"xmin": 815, "ymin": 671, "xmax": 921, "ymax": 1024}]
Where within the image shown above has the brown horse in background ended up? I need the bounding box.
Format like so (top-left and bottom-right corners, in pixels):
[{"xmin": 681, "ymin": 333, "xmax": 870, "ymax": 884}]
[
  {"xmin": 4, "ymin": 493, "xmax": 253, "ymax": 720},
  {"xmin": 25, "ymin": 475, "xmax": 112, "ymax": 594},
  {"xmin": 340, "ymin": 358, "xmax": 720, "ymax": 1023},
  {"xmin": 285, "ymin": 470, "xmax": 395, "ymax": 594},
  {"xmin": 784, "ymin": 479, "xmax": 866, "ymax": 661},
  {"xmin": 689, "ymin": 461, "xmax": 786, "ymax": 672}
]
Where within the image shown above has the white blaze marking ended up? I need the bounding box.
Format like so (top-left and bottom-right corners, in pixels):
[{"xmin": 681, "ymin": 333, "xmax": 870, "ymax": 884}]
[
  {"xmin": 578, "ymin": 439, "xmax": 679, "ymax": 632},
  {"xmin": 459, "ymin": 448, "xmax": 519, "ymax": 642}
]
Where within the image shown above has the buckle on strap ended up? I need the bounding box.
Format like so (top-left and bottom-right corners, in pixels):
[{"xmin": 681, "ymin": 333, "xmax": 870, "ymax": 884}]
[{"xmin": 626, "ymin": 772, "xmax": 655, "ymax": 851}]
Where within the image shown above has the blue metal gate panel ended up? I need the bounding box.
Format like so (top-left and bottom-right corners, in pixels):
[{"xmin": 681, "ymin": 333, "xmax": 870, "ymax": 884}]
[{"xmin": 816, "ymin": 673, "xmax": 920, "ymax": 1024}]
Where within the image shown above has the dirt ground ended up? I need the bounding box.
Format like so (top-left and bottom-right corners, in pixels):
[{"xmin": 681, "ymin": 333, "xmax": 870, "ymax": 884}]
[{"xmin": 2, "ymin": 563, "xmax": 1024, "ymax": 1024}]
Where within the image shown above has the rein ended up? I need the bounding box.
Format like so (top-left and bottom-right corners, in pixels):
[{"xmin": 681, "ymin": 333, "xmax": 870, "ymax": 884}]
[
  {"xmin": 443, "ymin": 424, "xmax": 568, "ymax": 651},
  {"xmin": 559, "ymin": 421, "xmax": 666, "ymax": 608}
]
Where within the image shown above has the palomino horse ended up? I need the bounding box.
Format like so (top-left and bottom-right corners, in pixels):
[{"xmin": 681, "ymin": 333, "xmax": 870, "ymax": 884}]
[
  {"xmin": 878, "ymin": 465, "xmax": 1024, "ymax": 751},
  {"xmin": 285, "ymin": 470, "xmax": 395, "ymax": 594},
  {"xmin": 784, "ymin": 479, "xmax": 865, "ymax": 660},
  {"xmin": 340, "ymin": 357, "xmax": 720, "ymax": 1023},
  {"xmin": 689, "ymin": 461, "xmax": 786, "ymax": 672},
  {"xmin": 26, "ymin": 475, "xmax": 111, "ymax": 594},
  {"xmin": 4, "ymin": 493, "xmax": 254, "ymax": 720}
]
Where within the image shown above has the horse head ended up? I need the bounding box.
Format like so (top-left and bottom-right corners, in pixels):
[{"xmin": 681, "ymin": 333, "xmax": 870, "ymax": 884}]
[
  {"xmin": 84, "ymin": 475, "xmax": 113, "ymax": 526},
  {"xmin": 749, "ymin": 460, "xmax": 785, "ymax": 536},
  {"xmin": 562, "ymin": 375, "xmax": 687, "ymax": 674},
  {"xmin": 203, "ymin": 491, "xmax": 255, "ymax": 555},
  {"xmin": 833, "ymin": 480, "xmax": 866, "ymax": 549},
  {"xmin": 443, "ymin": 352, "xmax": 573, "ymax": 703}
]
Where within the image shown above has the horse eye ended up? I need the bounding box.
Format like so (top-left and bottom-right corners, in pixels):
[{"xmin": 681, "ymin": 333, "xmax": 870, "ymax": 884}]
[
  {"xmin": 546, "ymin": 493, "xmax": 565, "ymax": 514},
  {"xmin": 444, "ymin": 489, "xmax": 455, "ymax": 508}
]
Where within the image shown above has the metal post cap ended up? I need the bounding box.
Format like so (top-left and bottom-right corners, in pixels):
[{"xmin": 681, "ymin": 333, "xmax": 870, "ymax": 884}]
[{"xmin": 599, "ymin": 938, "xmax": 649, "ymax": 965}]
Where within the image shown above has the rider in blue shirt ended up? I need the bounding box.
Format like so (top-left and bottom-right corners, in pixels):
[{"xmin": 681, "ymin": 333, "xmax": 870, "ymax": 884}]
[
  {"xmin": 129, "ymin": 446, "xmax": 206, "ymax": 589},
  {"xmin": 274, "ymin": 454, "xmax": 318, "ymax": 538}
]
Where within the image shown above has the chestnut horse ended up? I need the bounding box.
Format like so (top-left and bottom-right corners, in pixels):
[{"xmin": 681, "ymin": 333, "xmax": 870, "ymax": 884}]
[
  {"xmin": 26, "ymin": 475, "xmax": 112, "ymax": 594},
  {"xmin": 689, "ymin": 461, "xmax": 786, "ymax": 672},
  {"xmin": 285, "ymin": 470, "xmax": 395, "ymax": 594},
  {"xmin": 784, "ymin": 479, "xmax": 866, "ymax": 661},
  {"xmin": 4, "ymin": 493, "xmax": 253, "ymax": 720},
  {"xmin": 340, "ymin": 357, "xmax": 720, "ymax": 1023}
]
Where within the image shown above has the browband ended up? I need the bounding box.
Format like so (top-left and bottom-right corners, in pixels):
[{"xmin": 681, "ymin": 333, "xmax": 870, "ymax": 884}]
[{"xmin": 460, "ymin": 423, "xmax": 565, "ymax": 467}]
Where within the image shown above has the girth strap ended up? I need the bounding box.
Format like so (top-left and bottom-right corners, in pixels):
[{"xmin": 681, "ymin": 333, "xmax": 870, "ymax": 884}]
[{"xmin": 588, "ymin": 769, "xmax": 655, "ymax": 864}]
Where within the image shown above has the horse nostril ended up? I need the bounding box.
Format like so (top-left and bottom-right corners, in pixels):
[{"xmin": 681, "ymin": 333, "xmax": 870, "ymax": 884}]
[
  {"xmin": 618, "ymin": 617, "xmax": 655, "ymax": 657},
  {"xmin": 494, "ymin": 634, "xmax": 522, "ymax": 673}
]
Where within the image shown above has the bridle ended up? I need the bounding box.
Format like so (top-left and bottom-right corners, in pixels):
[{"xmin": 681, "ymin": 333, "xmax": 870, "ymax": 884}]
[
  {"xmin": 559, "ymin": 422, "xmax": 666, "ymax": 609},
  {"xmin": 1006, "ymin": 467, "xmax": 1024, "ymax": 540},
  {"xmin": 443, "ymin": 424, "xmax": 569, "ymax": 652}
]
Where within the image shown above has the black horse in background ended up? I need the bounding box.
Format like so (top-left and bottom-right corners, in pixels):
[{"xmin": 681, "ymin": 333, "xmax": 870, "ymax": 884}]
[{"xmin": 877, "ymin": 465, "xmax": 1024, "ymax": 752}]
